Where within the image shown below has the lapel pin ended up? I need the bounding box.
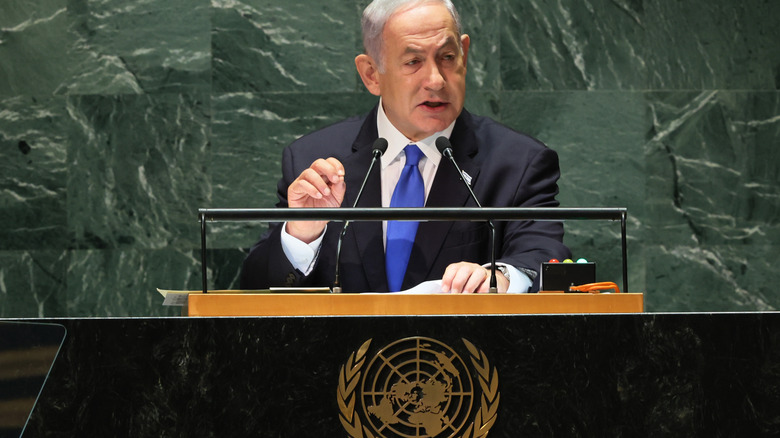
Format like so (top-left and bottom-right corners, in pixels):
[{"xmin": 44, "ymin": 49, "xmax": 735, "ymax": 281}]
[{"xmin": 461, "ymin": 170, "xmax": 472, "ymax": 186}]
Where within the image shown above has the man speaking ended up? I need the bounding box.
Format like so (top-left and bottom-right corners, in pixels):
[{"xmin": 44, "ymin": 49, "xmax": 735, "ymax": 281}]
[{"xmin": 240, "ymin": 0, "xmax": 570, "ymax": 293}]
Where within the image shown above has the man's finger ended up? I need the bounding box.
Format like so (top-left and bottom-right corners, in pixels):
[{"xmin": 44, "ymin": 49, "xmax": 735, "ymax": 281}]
[
  {"xmin": 463, "ymin": 268, "xmax": 489, "ymax": 294},
  {"xmin": 289, "ymin": 178, "xmax": 324, "ymax": 200},
  {"xmin": 292, "ymin": 168, "xmax": 333, "ymax": 198},
  {"xmin": 310, "ymin": 158, "xmax": 345, "ymax": 184},
  {"xmin": 442, "ymin": 262, "xmax": 487, "ymax": 293}
]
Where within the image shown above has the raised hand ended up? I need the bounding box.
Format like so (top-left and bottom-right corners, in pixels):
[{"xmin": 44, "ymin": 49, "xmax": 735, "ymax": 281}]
[{"xmin": 286, "ymin": 158, "xmax": 346, "ymax": 243}]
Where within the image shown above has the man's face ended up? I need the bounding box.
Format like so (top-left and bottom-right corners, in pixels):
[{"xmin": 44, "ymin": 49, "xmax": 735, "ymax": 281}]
[{"xmin": 375, "ymin": 3, "xmax": 469, "ymax": 141}]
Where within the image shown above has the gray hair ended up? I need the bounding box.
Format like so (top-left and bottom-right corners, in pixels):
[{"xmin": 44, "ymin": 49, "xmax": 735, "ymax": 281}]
[{"xmin": 361, "ymin": 0, "xmax": 463, "ymax": 72}]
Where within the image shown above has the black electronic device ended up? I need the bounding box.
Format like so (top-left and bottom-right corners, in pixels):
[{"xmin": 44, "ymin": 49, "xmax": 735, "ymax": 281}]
[{"xmin": 540, "ymin": 261, "xmax": 596, "ymax": 292}]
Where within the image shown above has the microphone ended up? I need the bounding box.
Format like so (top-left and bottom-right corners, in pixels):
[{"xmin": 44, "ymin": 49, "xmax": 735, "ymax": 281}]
[
  {"xmin": 435, "ymin": 136, "xmax": 499, "ymax": 293},
  {"xmin": 332, "ymin": 138, "xmax": 388, "ymax": 293}
]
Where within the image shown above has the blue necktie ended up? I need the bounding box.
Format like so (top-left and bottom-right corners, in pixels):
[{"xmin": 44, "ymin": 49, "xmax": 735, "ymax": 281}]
[{"xmin": 386, "ymin": 144, "xmax": 425, "ymax": 292}]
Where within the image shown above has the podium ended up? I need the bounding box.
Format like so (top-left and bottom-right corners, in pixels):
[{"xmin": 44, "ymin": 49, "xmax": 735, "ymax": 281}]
[
  {"xmin": 20, "ymin": 311, "xmax": 780, "ymax": 436},
  {"xmin": 20, "ymin": 309, "xmax": 780, "ymax": 436},
  {"xmin": 187, "ymin": 292, "xmax": 644, "ymax": 316}
]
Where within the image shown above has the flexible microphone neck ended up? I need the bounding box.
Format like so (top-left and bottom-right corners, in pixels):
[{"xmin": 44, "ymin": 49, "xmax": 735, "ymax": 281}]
[
  {"xmin": 435, "ymin": 136, "xmax": 498, "ymax": 293},
  {"xmin": 333, "ymin": 138, "xmax": 388, "ymax": 293}
]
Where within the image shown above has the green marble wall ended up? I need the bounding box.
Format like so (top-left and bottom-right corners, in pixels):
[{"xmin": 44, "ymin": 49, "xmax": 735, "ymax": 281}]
[{"xmin": 1, "ymin": 0, "xmax": 778, "ymax": 316}]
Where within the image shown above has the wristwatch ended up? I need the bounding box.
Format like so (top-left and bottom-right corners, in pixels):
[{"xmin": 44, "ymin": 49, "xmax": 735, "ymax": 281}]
[{"xmin": 495, "ymin": 264, "xmax": 510, "ymax": 281}]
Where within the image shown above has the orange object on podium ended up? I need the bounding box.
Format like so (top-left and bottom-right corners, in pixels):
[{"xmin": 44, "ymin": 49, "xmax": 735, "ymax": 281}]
[{"xmin": 187, "ymin": 292, "xmax": 643, "ymax": 317}]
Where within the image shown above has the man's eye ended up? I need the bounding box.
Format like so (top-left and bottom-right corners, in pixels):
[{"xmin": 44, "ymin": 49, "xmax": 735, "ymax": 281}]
[{"xmin": 406, "ymin": 59, "xmax": 420, "ymax": 66}]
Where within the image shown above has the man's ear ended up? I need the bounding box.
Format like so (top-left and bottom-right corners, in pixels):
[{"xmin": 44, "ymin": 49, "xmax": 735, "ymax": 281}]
[
  {"xmin": 355, "ymin": 54, "xmax": 381, "ymax": 96},
  {"xmin": 460, "ymin": 34, "xmax": 470, "ymax": 69}
]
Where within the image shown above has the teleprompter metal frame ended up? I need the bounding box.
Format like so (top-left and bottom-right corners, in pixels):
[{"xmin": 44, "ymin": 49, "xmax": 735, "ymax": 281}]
[{"xmin": 198, "ymin": 207, "xmax": 629, "ymax": 294}]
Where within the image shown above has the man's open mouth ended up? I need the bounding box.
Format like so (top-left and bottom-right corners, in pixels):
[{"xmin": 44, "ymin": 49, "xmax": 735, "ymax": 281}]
[{"xmin": 422, "ymin": 101, "xmax": 446, "ymax": 108}]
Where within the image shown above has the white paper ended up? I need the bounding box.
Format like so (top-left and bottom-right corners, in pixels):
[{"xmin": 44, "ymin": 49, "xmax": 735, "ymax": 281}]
[
  {"xmin": 157, "ymin": 289, "xmax": 191, "ymax": 306},
  {"xmin": 362, "ymin": 280, "xmax": 445, "ymax": 295},
  {"xmin": 157, "ymin": 288, "xmax": 270, "ymax": 306}
]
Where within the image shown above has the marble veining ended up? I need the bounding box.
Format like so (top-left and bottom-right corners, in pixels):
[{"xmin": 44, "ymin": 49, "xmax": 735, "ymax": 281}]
[{"xmin": 0, "ymin": 0, "xmax": 778, "ymax": 315}]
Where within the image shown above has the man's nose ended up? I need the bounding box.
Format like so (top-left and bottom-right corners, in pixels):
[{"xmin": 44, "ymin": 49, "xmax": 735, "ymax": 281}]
[{"xmin": 423, "ymin": 62, "xmax": 445, "ymax": 90}]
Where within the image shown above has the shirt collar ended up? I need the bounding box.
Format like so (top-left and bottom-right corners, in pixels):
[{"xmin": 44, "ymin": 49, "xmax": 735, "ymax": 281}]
[{"xmin": 376, "ymin": 98, "xmax": 454, "ymax": 168}]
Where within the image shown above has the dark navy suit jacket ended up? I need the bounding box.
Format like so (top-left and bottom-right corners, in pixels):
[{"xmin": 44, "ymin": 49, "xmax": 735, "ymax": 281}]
[{"xmin": 240, "ymin": 106, "xmax": 571, "ymax": 292}]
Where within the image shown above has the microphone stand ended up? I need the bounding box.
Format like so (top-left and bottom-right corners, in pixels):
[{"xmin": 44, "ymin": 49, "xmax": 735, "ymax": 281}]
[
  {"xmin": 332, "ymin": 139, "xmax": 387, "ymax": 293},
  {"xmin": 436, "ymin": 137, "xmax": 498, "ymax": 293}
]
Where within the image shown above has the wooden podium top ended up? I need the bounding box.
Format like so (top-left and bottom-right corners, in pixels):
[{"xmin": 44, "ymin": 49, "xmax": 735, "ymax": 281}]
[{"xmin": 187, "ymin": 292, "xmax": 643, "ymax": 317}]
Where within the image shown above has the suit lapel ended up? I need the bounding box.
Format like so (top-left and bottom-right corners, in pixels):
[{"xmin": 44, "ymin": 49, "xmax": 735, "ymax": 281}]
[
  {"xmin": 341, "ymin": 107, "xmax": 388, "ymax": 292},
  {"xmin": 403, "ymin": 112, "xmax": 482, "ymax": 288}
]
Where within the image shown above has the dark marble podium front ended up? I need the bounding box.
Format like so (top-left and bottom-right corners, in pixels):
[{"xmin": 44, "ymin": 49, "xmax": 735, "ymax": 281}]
[{"xmin": 15, "ymin": 313, "xmax": 780, "ymax": 437}]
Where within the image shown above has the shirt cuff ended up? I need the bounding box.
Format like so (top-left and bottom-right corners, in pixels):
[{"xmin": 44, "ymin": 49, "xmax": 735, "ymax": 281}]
[
  {"xmin": 280, "ymin": 223, "xmax": 326, "ymax": 275},
  {"xmin": 483, "ymin": 263, "xmax": 532, "ymax": 293}
]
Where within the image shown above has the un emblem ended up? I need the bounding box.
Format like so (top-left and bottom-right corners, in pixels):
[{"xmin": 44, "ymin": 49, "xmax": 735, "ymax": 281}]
[{"xmin": 338, "ymin": 337, "xmax": 499, "ymax": 438}]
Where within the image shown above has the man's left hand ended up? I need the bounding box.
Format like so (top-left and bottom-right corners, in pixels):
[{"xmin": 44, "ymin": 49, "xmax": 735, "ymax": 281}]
[{"xmin": 441, "ymin": 262, "xmax": 509, "ymax": 293}]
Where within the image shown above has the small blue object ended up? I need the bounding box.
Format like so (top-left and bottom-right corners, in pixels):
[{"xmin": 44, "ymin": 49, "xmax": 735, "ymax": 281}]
[{"xmin": 576, "ymin": 258, "xmax": 588, "ymax": 263}]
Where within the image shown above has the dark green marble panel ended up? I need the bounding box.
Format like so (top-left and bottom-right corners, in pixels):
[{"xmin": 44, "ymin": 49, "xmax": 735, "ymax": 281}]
[
  {"xmin": 498, "ymin": 0, "xmax": 780, "ymax": 91},
  {"xmin": 212, "ymin": 0, "xmax": 361, "ymax": 92},
  {"xmin": 499, "ymin": 0, "xmax": 646, "ymax": 90},
  {"xmin": 66, "ymin": 94, "xmax": 210, "ymax": 250},
  {"xmin": 452, "ymin": 0, "xmax": 502, "ymax": 93},
  {"xmin": 645, "ymin": 91, "xmax": 779, "ymax": 246},
  {"xmin": 645, "ymin": 244, "xmax": 777, "ymax": 312},
  {"xmin": 0, "ymin": 96, "xmax": 70, "ymax": 250},
  {"xmin": 644, "ymin": 91, "xmax": 779, "ymax": 310},
  {"xmin": 0, "ymin": 251, "xmax": 67, "ymax": 317},
  {"xmin": 644, "ymin": 0, "xmax": 780, "ymax": 90},
  {"xmin": 463, "ymin": 90, "xmax": 500, "ymax": 126},
  {"xmin": 59, "ymin": 0, "xmax": 212, "ymax": 94},
  {"xmin": 0, "ymin": 0, "xmax": 211, "ymax": 96},
  {"xmin": 65, "ymin": 249, "xmax": 195, "ymax": 316},
  {"xmin": 0, "ymin": 1, "xmax": 81, "ymax": 96},
  {"xmin": 207, "ymin": 91, "xmax": 377, "ymax": 247},
  {"xmin": 0, "ymin": 0, "xmax": 64, "ymax": 28}
]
